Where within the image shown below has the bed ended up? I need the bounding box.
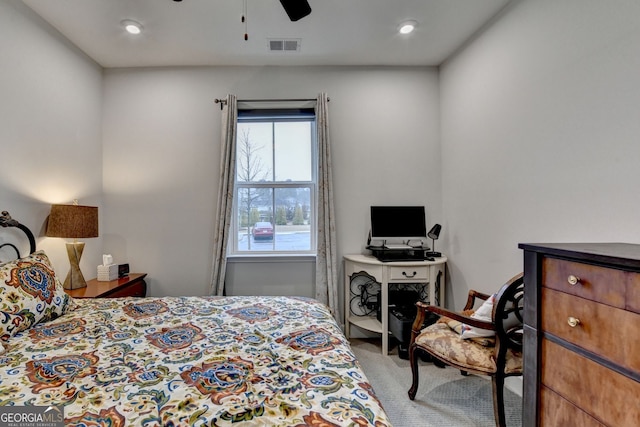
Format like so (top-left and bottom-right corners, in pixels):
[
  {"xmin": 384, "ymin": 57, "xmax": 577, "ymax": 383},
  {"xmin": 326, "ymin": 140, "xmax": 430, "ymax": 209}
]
[{"xmin": 0, "ymin": 212, "xmax": 391, "ymax": 426}]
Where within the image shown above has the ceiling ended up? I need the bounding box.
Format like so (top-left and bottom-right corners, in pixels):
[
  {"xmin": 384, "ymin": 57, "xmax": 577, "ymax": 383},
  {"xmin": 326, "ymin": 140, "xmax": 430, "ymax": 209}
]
[{"xmin": 21, "ymin": 0, "xmax": 511, "ymax": 68}]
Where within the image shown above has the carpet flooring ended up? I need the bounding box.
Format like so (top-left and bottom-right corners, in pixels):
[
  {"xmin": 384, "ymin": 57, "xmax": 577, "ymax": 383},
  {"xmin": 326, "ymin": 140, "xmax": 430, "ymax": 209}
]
[{"xmin": 350, "ymin": 338, "xmax": 523, "ymax": 427}]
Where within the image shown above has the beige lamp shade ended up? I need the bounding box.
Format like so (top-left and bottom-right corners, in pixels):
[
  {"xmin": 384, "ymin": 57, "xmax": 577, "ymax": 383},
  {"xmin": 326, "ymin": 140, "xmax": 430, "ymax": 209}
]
[
  {"xmin": 46, "ymin": 204, "xmax": 98, "ymax": 290},
  {"xmin": 46, "ymin": 205, "xmax": 99, "ymax": 239}
]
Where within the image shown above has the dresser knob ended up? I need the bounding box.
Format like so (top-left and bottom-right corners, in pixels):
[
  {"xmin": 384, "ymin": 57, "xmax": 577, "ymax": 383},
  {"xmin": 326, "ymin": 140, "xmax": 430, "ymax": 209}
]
[
  {"xmin": 567, "ymin": 275, "xmax": 581, "ymax": 286},
  {"xmin": 402, "ymin": 271, "xmax": 417, "ymax": 278},
  {"xmin": 567, "ymin": 316, "xmax": 581, "ymax": 328}
]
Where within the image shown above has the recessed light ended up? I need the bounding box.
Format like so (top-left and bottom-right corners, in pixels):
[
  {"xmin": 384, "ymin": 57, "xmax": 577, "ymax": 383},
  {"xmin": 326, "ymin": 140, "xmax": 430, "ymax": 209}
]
[
  {"xmin": 398, "ymin": 20, "xmax": 417, "ymax": 35},
  {"xmin": 122, "ymin": 20, "xmax": 143, "ymax": 35}
]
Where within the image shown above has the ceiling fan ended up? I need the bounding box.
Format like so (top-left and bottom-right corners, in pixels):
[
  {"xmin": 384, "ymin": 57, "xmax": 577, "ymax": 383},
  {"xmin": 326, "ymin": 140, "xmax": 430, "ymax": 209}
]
[
  {"xmin": 278, "ymin": 0, "xmax": 312, "ymax": 21},
  {"xmin": 172, "ymin": 0, "xmax": 312, "ymax": 22}
]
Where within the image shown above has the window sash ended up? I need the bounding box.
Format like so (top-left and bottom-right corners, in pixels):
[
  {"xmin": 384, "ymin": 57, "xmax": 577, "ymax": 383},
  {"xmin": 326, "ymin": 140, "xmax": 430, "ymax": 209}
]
[
  {"xmin": 236, "ymin": 119, "xmax": 315, "ymax": 184},
  {"xmin": 232, "ymin": 184, "xmax": 316, "ymax": 255}
]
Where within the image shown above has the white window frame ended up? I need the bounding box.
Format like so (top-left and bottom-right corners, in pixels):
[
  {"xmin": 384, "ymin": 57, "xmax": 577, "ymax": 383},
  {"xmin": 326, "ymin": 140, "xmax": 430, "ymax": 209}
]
[{"xmin": 230, "ymin": 107, "xmax": 317, "ymax": 257}]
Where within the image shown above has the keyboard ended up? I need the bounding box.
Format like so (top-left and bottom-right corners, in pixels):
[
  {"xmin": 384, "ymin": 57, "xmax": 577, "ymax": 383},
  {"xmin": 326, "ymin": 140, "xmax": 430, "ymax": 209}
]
[{"xmin": 384, "ymin": 244, "xmax": 412, "ymax": 250}]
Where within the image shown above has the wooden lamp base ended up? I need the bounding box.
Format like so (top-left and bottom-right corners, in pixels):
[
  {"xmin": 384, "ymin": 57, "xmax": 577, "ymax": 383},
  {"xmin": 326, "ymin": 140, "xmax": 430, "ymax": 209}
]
[{"xmin": 63, "ymin": 241, "xmax": 88, "ymax": 290}]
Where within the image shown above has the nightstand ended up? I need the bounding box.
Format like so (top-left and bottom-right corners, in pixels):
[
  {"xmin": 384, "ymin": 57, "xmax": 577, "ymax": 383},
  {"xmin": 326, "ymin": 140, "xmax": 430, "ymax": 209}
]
[{"xmin": 65, "ymin": 273, "xmax": 147, "ymax": 298}]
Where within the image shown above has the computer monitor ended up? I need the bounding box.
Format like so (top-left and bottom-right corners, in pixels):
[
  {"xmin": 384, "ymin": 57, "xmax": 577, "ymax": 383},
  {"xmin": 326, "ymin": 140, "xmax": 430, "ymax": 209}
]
[{"xmin": 370, "ymin": 206, "xmax": 427, "ymax": 242}]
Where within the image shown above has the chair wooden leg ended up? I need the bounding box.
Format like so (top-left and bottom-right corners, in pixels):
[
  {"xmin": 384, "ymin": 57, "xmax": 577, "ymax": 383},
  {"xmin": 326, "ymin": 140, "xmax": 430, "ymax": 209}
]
[
  {"xmin": 491, "ymin": 374, "xmax": 506, "ymax": 427},
  {"xmin": 407, "ymin": 345, "xmax": 420, "ymax": 400}
]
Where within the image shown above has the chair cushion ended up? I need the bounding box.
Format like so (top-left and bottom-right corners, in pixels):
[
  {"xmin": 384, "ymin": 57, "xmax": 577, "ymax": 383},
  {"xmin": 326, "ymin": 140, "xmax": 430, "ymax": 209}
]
[
  {"xmin": 439, "ymin": 310, "xmax": 496, "ymax": 347},
  {"xmin": 461, "ymin": 295, "xmax": 496, "ymax": 339},
  {"xmin": 415, "ymin": 323, "xmax": 522, "ymax": 375},
  {"xmin": 443, "ymin": 318, "xmax": 496, "ymax": 347}
]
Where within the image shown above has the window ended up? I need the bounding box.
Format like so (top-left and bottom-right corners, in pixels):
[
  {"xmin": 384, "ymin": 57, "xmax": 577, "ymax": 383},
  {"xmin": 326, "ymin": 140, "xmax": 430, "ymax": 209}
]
[{"xmin": 231, "ymin": 108, "xmax": 316, "ymax": 255}]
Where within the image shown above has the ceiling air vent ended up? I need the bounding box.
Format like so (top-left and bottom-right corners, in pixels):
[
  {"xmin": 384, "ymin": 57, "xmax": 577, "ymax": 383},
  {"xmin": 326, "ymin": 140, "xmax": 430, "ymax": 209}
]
[{"xmin": 268, "ymin": 39, "xmax": 301, "ymax": 52}]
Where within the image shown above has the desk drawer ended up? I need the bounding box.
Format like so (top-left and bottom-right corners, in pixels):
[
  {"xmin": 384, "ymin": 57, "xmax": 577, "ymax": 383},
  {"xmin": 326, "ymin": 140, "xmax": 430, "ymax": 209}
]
[
  {"xmin": 541, "ymin": 339, "xmax": 640, "ymax": 427},
  {"xmin": 388, "ymin": 266, "xmax": 428, "ymax": 281},
  {"xmin": 541, "ymin": 288, "xmax": 640, "ymax": 373},
  {"xmin": 542, "ymin": 257, "xmax": 627, "ymax": 308}
]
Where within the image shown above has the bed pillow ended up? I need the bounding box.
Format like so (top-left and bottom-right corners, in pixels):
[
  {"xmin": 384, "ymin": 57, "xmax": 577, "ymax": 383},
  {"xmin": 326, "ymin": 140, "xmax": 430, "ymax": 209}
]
[
  {"xmin": 0, "ymin": 250, "xmax": 75, "ymax": 341},
  {"xmin": 460, "ymin": 294, "xmax": 496, "ymax": 339}
]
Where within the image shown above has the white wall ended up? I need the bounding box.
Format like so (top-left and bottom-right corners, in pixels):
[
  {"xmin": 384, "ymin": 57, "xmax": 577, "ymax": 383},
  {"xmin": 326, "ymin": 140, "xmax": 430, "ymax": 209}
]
[
  {"xmin": 0, "ymin": 0, "xmax": 103, "ymax": 274},
  {"xmin": 10, "ymin": 0, "xmax": 637, "ymax": 322},
  {"xmin": 440, "ymin": 0, "xmax": 640, "ymax": 307},
  {"xmin": 101, "ymin": 66, "xmax": 441, "ymax": 298},
  {"xmin": 0, "ymin": 0, "xmax": 441, "ymax": 304}
]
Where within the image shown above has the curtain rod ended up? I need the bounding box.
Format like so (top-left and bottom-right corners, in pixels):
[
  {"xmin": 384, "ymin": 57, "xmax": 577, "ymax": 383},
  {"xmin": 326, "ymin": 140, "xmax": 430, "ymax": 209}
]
[
  {"xmin": 239, "ymin": 98, "xmax": 321, "ymax": 103},
  {"xmin": 214, "ymin": 97, "xmax": 328, "ymax": 107}
]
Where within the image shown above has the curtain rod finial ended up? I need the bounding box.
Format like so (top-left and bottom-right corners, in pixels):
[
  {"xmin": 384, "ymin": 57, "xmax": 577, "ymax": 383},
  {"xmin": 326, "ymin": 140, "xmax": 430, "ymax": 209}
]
[{"xmin": 215, "ymin": 98, "xmax": 228, "ymax": 110}]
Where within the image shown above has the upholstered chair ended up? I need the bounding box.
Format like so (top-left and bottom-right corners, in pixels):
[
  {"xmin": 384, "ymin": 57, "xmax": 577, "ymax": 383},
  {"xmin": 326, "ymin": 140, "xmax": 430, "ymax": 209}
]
[{"xmin": 407, "ymin": 273, "xmax": 524, "ymax": 427}]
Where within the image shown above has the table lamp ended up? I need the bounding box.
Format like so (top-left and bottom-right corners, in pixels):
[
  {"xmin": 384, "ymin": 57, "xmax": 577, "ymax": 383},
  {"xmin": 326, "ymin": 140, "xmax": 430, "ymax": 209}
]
[
  {"xmin": 45, "ymin": 202, "xmax": 98, "ymax": 289},
  {"xmin": 425, "ymin": 224, "xmax": 442, "ymax": 257}
]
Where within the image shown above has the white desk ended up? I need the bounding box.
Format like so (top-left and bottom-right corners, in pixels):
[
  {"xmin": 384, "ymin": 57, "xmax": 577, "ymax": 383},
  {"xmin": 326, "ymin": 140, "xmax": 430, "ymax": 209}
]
[{"xmin": 344, "ymin": 254, "xmax": 447, "ymax": 355}]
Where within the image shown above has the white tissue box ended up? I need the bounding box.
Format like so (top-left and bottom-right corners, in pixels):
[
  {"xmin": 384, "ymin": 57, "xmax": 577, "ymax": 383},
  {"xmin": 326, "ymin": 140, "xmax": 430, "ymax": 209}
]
[{"xmin": 97, "ymin": 264, "xmax": 118, "ymax": 281}]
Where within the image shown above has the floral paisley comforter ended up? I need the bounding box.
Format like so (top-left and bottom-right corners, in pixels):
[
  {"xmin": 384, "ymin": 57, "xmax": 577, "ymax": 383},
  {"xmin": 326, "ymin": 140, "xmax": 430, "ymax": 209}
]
[{"xmin": 0, "ymin": 295, "xmax": 391, "ymax": 426}]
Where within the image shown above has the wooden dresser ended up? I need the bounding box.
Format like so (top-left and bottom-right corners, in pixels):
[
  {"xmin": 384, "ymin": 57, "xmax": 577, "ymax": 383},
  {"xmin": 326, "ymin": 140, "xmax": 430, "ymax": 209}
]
[
  {"xmin": 519, "ymin": 243, "xmax": 640, "ymax": 426},
  {"xmin": 65, "ymin": 273, "xmax": 147, "ymax": 298}
]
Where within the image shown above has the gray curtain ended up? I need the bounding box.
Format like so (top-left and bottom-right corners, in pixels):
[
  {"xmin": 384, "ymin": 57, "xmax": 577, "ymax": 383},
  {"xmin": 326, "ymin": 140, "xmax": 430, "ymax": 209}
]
[
  {"xmin": 210, "ymin": 94, "xmax": 237, "ymax": 295},
  {"xmin": 315, "ymin": 93, "xmax": 340, "ymax": 320}
]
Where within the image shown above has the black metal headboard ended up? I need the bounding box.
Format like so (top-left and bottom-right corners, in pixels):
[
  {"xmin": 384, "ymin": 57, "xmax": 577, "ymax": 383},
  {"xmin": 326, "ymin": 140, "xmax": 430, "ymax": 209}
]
[{"xmin": 0, "ymin": 211, "xmax": 36, "ymax": 261}]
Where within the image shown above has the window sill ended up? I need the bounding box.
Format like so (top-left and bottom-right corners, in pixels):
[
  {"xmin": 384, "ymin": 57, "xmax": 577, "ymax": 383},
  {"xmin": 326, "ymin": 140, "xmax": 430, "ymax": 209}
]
[{"xmin": 227, "ymin": 254, "xmax": 316, "ymax": 263}]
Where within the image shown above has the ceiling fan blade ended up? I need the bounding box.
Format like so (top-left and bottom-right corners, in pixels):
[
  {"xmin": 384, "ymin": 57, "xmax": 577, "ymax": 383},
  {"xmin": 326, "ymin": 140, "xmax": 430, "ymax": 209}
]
[{"xmin": 279, "ymin": 0, "xmax": 311, "ymax": 22}]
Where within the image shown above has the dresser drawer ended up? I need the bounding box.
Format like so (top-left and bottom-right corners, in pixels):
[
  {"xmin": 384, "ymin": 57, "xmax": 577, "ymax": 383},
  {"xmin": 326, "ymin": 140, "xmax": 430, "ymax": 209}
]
[
  {"xmin": 541, "ymin": 339, "xmax": 640, "ymax": 427},
  {"xmin": 104, "ymin": 280, "xmax": 146, "ymax": 298},
  {"xmin": 540, "ymin": 386, "xmax": 605, "ymax": 427},
  {"xmin": 542, "ymin": 257, "xmax": 627, "ymax": 308},
  {"xmin": 541, "ymin": 288, "xmax": 640, "ymax": 373},
  {"xmin": 627, "ymin": 272, "xmax": 640, "ymax": 314},
  {"xmin": 388, "ymin": 266, "xmax": 428, "ymax": 281}
]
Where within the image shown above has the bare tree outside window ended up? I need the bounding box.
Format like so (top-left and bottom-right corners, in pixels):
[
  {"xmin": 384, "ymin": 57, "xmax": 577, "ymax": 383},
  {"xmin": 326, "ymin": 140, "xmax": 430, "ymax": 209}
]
[{"xmin": 237, "ymin": 128, "xmax": 271, "ymax": 250}]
